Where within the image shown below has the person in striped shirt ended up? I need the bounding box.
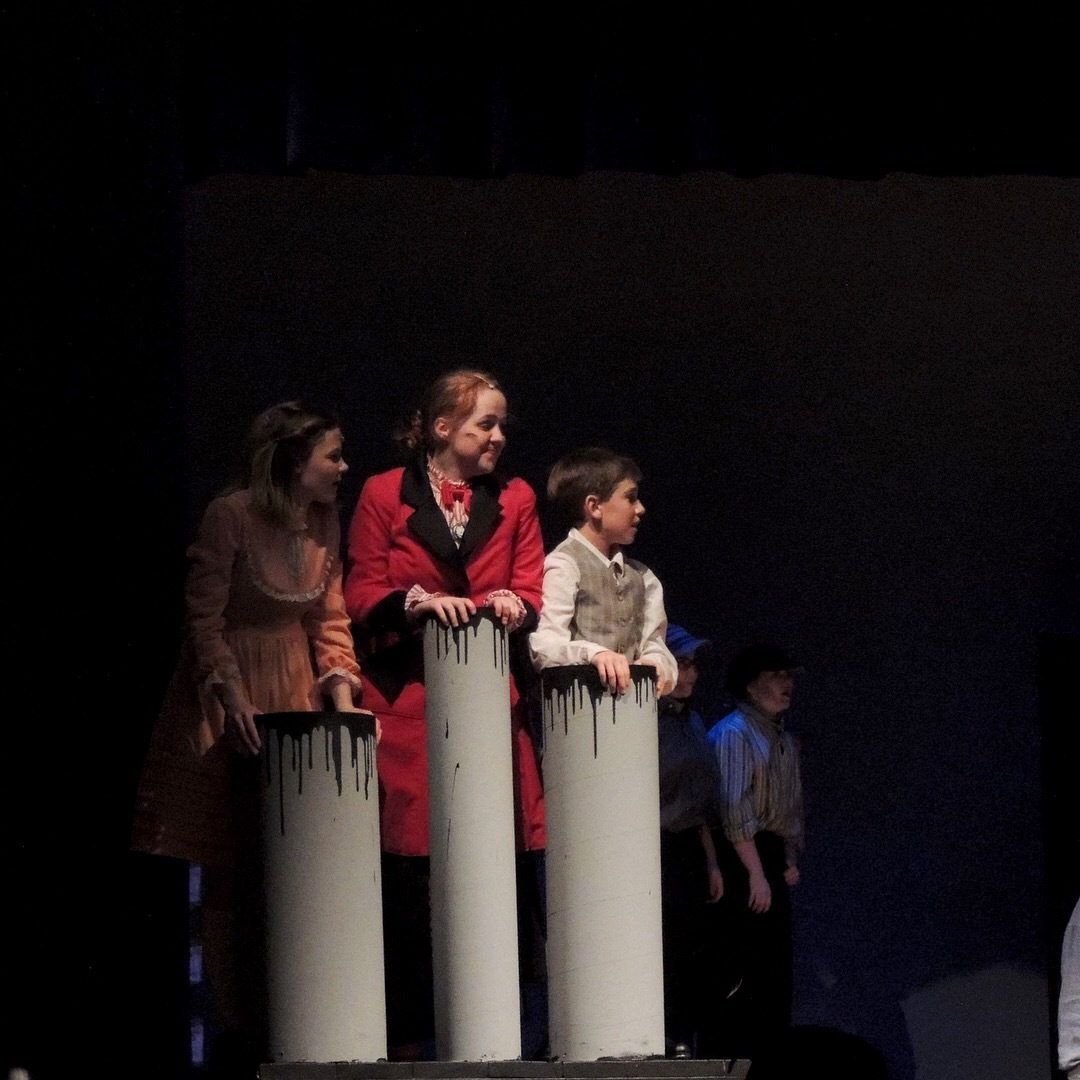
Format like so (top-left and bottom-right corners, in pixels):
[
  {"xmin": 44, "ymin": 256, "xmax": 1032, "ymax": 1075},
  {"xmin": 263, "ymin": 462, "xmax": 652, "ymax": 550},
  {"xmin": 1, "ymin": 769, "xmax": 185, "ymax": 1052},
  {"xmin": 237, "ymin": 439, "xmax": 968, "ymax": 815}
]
[{"xmin": 705, "ymin": 643, "xmax": 805, "ymax": 1059}]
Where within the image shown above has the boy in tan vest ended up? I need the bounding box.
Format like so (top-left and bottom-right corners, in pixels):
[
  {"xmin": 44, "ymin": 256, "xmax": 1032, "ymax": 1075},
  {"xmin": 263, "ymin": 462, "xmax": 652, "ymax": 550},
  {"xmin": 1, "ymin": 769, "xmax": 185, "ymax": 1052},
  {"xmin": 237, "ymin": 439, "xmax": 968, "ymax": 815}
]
[{"xmin": 529, "ymin": 446, "xmax": 676, "ymax": 696}]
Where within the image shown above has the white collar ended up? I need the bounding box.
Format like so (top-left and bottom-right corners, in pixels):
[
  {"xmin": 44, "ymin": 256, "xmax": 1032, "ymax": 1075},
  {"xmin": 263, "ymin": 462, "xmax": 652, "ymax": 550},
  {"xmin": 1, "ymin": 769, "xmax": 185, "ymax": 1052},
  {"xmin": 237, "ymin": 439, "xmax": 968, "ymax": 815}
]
[{"xmin": 569, "ymin": 527, "xmax": 625, "ymax": 570}]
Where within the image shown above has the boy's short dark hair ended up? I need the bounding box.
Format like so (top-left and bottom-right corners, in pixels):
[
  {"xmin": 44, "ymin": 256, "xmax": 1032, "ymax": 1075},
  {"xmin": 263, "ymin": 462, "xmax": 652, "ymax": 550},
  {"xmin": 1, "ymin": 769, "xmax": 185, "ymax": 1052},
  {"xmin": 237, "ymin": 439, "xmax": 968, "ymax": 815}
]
[{"xmin": 546, "ymin": 446, "xmax": 642, "ymax": 526}]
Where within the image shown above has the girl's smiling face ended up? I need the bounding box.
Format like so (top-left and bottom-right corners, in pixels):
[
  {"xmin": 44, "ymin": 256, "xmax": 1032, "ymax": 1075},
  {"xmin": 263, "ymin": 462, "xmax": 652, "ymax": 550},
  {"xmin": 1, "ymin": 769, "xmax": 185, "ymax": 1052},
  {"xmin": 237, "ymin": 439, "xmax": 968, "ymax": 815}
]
[{"xmin": 436, "ymin": 387, "xmax": 508, "ymax": 479}]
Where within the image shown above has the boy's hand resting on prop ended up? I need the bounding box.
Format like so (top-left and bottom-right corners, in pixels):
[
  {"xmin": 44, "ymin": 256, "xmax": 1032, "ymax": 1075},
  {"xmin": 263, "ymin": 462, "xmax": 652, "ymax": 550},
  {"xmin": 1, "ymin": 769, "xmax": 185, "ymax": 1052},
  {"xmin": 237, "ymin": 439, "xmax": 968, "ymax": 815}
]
[
  {"xmin": 638, "ymin": 655, "xmax": 675, "ymax": 696},
  {"xmin": 592, "ymin": 650, "xmax": 632, "ymax": 695}
]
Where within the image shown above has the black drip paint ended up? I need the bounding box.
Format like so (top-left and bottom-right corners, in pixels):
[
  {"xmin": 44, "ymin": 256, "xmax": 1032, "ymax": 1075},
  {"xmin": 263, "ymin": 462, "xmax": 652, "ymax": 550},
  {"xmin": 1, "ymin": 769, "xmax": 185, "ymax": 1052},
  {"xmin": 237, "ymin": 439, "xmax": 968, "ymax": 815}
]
[
  {"xmin": 257, "ymin": 711, "xmax": 378, "ymax": 836},
  {"xmin": 426, "ymin": 609, "xmax": 507, "ymax": 674},
  {"xmin": 361, "ymin": 729, "xmax": 374, "ymax": 798},
  {"xmin": 540, "ymin": 666, "xmax": 656, "ymax": 758},
  {"xmin": 328, "ymin": 725, "xmax": 343, "ymax": 796},
  {"xmin": 429, "ymin": 611, "xmax": 510, "ymax": 745},
  {"xmin": 445, "ymin": 761, "xmax": 460, "ymax": 857},
  {"xmin": 425, "ymin": 614, "xmax": 510, "ymax": 854},
  {"xmin": 480, "ymin": 614, "xmax": 508, "ymax": 675}
]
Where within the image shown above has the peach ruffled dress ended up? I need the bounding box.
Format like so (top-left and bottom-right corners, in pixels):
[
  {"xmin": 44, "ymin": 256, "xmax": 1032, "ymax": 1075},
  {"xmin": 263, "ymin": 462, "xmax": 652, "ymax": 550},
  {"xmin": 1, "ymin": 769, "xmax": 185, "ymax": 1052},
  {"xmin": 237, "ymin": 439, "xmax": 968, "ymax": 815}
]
[{"xmin": 132, "ymin": 489, "xmax": 362, "ymax": 868}]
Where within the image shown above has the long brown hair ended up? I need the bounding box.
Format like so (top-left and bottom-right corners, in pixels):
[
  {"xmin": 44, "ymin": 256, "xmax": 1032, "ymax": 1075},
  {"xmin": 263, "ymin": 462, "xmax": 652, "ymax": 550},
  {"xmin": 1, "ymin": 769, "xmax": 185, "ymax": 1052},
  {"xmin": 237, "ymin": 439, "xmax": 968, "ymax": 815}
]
[{"xmin": 237, "ymin": 401, "xmax": 340, "ymax": 527}]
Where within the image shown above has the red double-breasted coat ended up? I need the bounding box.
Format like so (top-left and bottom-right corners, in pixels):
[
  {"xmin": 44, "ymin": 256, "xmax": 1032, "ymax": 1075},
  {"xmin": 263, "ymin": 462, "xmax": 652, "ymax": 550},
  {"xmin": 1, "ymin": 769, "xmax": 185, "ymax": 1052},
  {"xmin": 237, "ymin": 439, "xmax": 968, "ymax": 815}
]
[{"xmin": 344, "ymin": 460, "xmax": 546, "ymax": 855}]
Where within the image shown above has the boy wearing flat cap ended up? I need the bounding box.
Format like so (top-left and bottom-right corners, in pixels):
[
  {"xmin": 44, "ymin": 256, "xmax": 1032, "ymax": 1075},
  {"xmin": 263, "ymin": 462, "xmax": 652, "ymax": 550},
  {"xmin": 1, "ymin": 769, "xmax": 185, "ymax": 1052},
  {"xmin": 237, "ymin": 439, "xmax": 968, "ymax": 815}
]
[{"xmin": 705, "ymin": 643, "xmax": 805, "ymax": 1055}]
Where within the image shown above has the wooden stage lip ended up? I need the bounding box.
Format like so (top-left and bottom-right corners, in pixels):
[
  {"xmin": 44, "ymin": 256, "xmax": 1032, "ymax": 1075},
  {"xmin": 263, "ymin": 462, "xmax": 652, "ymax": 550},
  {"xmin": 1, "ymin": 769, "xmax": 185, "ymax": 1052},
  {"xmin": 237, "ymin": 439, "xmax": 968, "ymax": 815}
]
[{"xmin": 261, "ymin": 1060, "xmax": 750, "ymax": 1080}]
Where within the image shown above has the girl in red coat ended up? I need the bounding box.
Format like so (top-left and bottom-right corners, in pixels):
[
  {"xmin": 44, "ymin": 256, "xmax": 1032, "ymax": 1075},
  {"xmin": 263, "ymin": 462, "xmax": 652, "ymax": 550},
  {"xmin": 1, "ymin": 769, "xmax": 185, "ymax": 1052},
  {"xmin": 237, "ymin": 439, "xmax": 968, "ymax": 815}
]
[{"xmin": 345, "ymin": 370, "xmax": 546, "ymax": 1057}]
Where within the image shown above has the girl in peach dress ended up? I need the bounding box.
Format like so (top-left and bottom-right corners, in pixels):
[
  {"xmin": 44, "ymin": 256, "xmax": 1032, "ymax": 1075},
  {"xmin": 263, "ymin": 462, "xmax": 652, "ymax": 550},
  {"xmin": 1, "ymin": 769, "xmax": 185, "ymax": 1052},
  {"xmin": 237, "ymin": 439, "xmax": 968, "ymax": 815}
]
[{"xmin": 132, "ymin": 401, "xmax": 369, "ymax": 1067}]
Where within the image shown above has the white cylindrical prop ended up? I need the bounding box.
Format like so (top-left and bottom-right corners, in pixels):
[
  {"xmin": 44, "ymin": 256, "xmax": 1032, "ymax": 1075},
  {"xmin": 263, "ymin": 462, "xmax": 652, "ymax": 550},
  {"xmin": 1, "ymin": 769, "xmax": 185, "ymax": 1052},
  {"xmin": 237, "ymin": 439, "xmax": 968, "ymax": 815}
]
[
  {"xmin": 542, "ymin": 666, "xmax": 665, "ymax": 1060},
  {"xmin": 259, "ymin": 710, "xmax": 386, "ymax": 1064},
  {"xmin": 424, "ymin": 611, "xmax": 521, "ymax": 1061}
]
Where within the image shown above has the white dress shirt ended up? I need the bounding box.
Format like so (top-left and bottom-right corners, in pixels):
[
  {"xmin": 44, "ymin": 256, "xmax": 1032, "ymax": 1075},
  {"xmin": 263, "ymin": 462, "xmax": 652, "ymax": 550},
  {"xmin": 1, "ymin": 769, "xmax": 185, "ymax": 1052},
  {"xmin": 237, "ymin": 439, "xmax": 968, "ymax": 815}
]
[{"xmin": 528, "ymin": 528, "xmax": 677, "ymax": 689}]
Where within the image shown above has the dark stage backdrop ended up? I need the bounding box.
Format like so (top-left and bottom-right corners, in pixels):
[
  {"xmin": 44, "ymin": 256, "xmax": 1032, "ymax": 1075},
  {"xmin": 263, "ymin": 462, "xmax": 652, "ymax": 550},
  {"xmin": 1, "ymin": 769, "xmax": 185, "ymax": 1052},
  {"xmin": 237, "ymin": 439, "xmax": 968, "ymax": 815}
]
[
  {"xmin": 168, "ymin": 170, "xmax": 1078, "ymax": 1079},
  {"xmin": 8, "ymin": 13, "xmax": 1080, "ymax": 1079}
]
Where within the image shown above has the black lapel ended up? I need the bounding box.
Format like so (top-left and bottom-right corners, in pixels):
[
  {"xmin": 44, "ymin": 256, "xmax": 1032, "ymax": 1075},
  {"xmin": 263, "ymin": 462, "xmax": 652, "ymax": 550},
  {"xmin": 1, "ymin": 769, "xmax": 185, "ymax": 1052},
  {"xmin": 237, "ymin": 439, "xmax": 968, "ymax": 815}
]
[
  {"xmin": 458, "ymin": 474, "xmax": 504, "ymax": 563},
  {"xmin": 402, "ymin": 459, "xmax": 461, "ymax": 567}
]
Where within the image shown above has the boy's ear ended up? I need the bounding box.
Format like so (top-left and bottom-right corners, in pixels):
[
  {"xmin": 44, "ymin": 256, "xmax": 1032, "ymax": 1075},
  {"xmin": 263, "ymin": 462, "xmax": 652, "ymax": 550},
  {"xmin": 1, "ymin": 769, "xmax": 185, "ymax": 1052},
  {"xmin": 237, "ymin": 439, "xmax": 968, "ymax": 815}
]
[{"xmin": 584, "ymin": 493, "xmax": 603, "ymax": 522}]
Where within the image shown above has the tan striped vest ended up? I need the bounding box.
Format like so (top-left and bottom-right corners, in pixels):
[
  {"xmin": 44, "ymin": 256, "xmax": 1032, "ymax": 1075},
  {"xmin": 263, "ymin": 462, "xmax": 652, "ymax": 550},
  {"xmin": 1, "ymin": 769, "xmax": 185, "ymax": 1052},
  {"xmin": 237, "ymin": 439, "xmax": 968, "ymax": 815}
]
[{"xmin": 558, "ymin": 535, "xmax": 647, "ymax": 660}]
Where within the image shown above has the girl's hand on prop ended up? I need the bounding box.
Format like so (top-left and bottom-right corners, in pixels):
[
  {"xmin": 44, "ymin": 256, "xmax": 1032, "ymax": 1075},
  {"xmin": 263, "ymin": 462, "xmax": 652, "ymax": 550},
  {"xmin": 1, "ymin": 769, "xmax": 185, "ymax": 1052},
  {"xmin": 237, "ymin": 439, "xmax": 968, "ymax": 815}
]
[
  {"xmin": 336, "ymin": 702, "xmax": 383, "ymax": 744},
  {"xmin": 216, "ymin": 678, "xmax": 262, "ymax": 756},
  {"xmin": 414, "ymin": 595, "xmax": 477, "ymax": 627},
  {"xmin": 224, "ymin": 703, "xmax": 262, "ymax": 757},
  {"xmin": 488, "ymin": 591, "xmax": 526, "ymax": 631}
]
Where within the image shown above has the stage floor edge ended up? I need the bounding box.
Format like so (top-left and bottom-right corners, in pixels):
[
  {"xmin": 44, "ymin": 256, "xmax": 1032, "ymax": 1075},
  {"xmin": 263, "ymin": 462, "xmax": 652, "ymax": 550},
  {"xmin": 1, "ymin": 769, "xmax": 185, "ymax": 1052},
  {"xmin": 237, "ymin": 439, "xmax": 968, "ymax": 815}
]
[{"xmin": 260, "ymin": 1060, "xmax": 750, "ymax": 1080}]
